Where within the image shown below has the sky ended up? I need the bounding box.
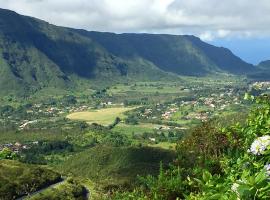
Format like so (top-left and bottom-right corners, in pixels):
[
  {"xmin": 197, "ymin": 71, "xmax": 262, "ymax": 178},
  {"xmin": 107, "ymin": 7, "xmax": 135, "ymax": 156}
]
[{"xmin": 0, "ymin": 0, "xmax": 269, "ymax": 64}]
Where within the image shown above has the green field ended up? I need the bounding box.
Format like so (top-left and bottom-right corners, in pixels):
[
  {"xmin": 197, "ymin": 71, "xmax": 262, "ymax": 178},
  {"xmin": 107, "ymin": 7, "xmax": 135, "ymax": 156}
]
[
  {"xmin": 112, "ymin": 123, "xmax": 156, "ymax": 136},
  {"xmin": 66, "ymin": 107, "xmax": 136, "ymax": 126}
]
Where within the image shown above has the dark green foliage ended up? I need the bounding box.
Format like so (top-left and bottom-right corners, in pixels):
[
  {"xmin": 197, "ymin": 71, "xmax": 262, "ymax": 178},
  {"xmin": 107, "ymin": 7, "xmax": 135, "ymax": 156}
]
[
  {"xmin": 61, "ymin": 95, "xmax": 77, "ymax": 105},
  {"xmin": 187, "ymin": 36, "xmax": 255, "ymax": 74},
  {"xmin": 176, "ymin": 120, "xmax": 242, "ymax": 172},
  {"xmin": 249, "ymin": 60, "xmax": 270, "ymax": 80},
  {"xmin": 78, "ymin": 31, "xmax": 255, "ymax": 75},
  {"xmin": 0, "ymin": 105, "xmax": 14, "ymax": 115},
  {"xmin": 0, "ymin": 8, "xmax": 257, "ymax": 97},
  {"xmin": 0, "ymin": 148, "xmax": 17, "ymax": 160},
  {"xmin": 258, "ymin": 60, "xmax": 270, "ymax": 69},
  {"xmin": 30, "ymin": 178, "xmax": 88, "ymax": 200},
  {"xmin": 20, "ymin": 140, "xmax": 74, "ymax": 164},
  {"xmin": 108, "ymin": 117, "xmax": 121, "ymax": 129},
  {"xmin": 125, "ymin": 115, "xmax": 139, "ymax": 125},
  {"xmin": 113, "ymin": 165, "xmax": 188, "ymax": 200},
  {"xmin": 57, "ymin": 146, "xmax": 175, "ymax": 189},
  {"xmin": 102, "ymin": 132, "xmax": 131, "ymax": 147},
  {"xmin": 111, "ymin": 95, "xmax": 270, "ymax": 200},
  {"xmin": 0, "ymin": 9, "xmax": 175, "ymax": 97},
  {"xmin": 0, "ymin": 160, "xmax": 61, "ymax": 200}
]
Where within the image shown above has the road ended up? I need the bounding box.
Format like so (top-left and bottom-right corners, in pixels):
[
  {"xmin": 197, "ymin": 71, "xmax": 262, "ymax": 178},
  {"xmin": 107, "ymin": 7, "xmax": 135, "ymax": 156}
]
[
  {"xmin": 16, "ymin": 179, "xmax": 65, "ymax": 200},
  {"xmin": 16, "ymin": 178, "xmax": 91, "ymax": 200}
]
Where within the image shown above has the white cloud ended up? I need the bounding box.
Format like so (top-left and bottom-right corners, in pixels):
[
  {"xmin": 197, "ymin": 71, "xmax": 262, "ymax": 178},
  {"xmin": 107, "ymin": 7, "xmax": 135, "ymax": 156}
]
[
  {"xmin": 217, "ymin": 30, "xmax": 231, "ymax": 38},
  {"xmin": 199, "ymin": 32, "xmax": 214, "ymax": 41},
  {"xmin": 1, "ymin": 0, "xmax": 270, "ymax": 40}
]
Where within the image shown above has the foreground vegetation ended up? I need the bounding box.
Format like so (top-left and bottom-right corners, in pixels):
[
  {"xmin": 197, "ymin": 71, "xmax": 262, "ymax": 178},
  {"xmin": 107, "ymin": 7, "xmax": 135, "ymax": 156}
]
[
  {"xmin": 0, "ymin": 77, "xmax": 268, "ymax": 199},
  {"xmin": 112, "ymin": 95, "xmax": 270, "ymax": 199},
  {"xmin": 57, "ymin": 146, "xmax": 175, "ymax": 189},
  {"xmin": 29, "ymin": 178, "xmax": 88, "ymax": 200},
  {"xmin": 0, "ymin": 160, "xmax": 61, "ymax": 200},
  {"xmin": 1, "ymin": 8, "xmax": 270, "ymax": 200}
]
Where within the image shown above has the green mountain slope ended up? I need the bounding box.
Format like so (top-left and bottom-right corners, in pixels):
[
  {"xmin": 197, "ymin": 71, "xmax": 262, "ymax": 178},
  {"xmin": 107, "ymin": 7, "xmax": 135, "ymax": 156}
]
[
  {"xmin": 0, "ymin": 8, "xmax": 256, "ymax": 96},
  {"xmin": 248, "ymin": 60, "xmax": 270, "ymax": 80},
  {"xmin": 76, "ymin": 31, "xmax": 255, "ymax": 75},
  {"xmin": 258, "ymin": 60, "xmax": 270, "ymax": 69},
  {"xmin": 0, "ymin": 8, "xmax": 173, "ymax": 96},
  {"xmin": 57, "ymin": 146, "xmax": 175, "ymax": 188}
]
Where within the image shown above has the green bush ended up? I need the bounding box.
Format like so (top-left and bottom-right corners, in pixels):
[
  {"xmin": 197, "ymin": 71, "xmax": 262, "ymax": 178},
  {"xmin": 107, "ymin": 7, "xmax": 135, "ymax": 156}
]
[
  {"xmin": 112, "ymin": 95, "xmax": 270, "ymax": 200},
  {"xmin": 0, "ymin": 160, "xmax": 61, "ymax": 200}
]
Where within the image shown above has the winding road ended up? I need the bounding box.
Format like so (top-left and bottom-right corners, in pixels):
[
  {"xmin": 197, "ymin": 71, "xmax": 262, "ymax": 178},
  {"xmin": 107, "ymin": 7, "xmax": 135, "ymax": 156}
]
[
  {"xmin": 16, "ymin": 180, "xmax": 65, "ymax": 200},
  {"xmin": 15, "ymin": 179, "xmax": 90, "ymax": 200}
]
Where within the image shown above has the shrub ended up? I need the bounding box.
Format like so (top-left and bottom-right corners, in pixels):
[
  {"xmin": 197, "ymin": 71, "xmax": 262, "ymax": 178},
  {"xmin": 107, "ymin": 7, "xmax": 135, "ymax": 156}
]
[{"xmin": 111, "ymin": 95, "xmax": 270, "ymax": 200}]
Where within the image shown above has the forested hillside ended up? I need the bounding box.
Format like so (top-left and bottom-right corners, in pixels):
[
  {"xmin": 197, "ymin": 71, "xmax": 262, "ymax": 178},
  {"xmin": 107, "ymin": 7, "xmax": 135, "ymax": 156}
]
[{"xmin": 0, "ymin": 8, "xmax": 256, "ymax": 97}]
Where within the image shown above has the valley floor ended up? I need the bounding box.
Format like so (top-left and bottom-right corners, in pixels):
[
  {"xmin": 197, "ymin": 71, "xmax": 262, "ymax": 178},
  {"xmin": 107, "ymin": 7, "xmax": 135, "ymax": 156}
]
[{"xmin": 0, "ymin": 77, "xmax": 267, "ymax": 199}]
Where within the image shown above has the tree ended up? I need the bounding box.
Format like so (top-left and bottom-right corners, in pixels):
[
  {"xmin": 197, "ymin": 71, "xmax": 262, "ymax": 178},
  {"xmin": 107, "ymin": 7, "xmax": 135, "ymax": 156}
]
[{"xmin": 0, "ymin": 148, "xmax": 17, "ymax": 160}]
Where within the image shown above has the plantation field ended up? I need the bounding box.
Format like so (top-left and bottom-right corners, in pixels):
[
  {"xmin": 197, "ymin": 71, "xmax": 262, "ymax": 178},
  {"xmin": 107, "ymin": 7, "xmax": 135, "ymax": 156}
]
[{"xmin": 66, "ymin": 107, "xmax": 136, "ymax": 125}]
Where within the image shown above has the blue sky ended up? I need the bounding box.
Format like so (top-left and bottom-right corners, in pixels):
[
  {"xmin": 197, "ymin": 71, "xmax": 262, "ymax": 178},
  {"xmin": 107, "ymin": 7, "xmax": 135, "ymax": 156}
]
[
  {"xmin": 0, "ymin": 0, "xmax": 269, "ymax": 64},
  {"xmin": 211, "ymin": 38, "xmax": 270, "ymax": 65}
]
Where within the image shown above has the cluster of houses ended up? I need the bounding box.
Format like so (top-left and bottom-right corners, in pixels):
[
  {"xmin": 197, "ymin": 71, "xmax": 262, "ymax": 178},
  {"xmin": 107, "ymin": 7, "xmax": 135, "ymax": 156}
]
[
  {"xmin": 184, "ymin": 112, "xmax": 209, "ymax": 121},
  {"xmin": 31, "ymin": 104, "xmax": 93, "ymax": 115},
  {"xmin": 19, "ymin": 120, "xmax": 38, "ymax": 130},
  {"xmin": 6, "ymin": 101, "xmax": 127, "ymax": 130},
  {"xmin": 0, "ymin": 141, "xmax": 38, "ymax": 153},
  {"xmin": 251, "ymin": 81, "xmax": 270, "ymax": 90},
  {"xmin": 161, "ymin": 108, "xmax": 178, "ymax": 120},
  {"xmin": 100, "ymin": 101, "xmax": 114, "ymax": 106},
  {"xmin": 66, "ymin": 105, "xmax": 91, "ymax": 113},
  {"xmin": 31, "ymin": 102, "xmax": 121, "ymax": 115},
  {"xmin": 201, "ymin": 96, "xmax": 240, "ymax": 110},
  {"xmin": 14, "ymin": 104, "xmax": 93, "ymax": 130},
  {"xmin": 136, "ymin": 87, "xmax": 242, "ymax": 124}
]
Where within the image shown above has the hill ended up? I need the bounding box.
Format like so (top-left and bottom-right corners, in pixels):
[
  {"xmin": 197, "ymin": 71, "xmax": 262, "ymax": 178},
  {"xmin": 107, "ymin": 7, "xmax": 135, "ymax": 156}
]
[
  {"xmin": 258, "ymin": 60, "xmax": 270, "ymax": 69},
  {"xmin": 79, "ymin": 31, "xmax": 255, "ymax": 75},
  {"xmin": 0, "ymin": 159, "xmax": 61, "ymax": 199},
  {"xmin": 248, "ymin": 60, "xmax": 270, "ymax": 80},
  {"xmin": 0, "ymin": 8, "xmax": 255, "ymax": 97},
  {"xmin": 57, "ymin": 146, "xmax": 176, "ymax": 189},
  {"xmin": 0, "ymin": 8, "xmax": 173, "ymax": 97}
]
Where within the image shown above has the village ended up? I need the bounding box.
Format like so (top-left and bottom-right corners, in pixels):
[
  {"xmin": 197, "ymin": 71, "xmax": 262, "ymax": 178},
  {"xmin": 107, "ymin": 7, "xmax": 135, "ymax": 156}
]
[
  {"xmin": 0, "ymin": 80, "xmax": 262, "ymax": 156},
  {"xmin": 0, "ymin": 141, "xmax": 39, "ymax": 154},
  {"xmin": 251, "ymin": 81, "xmax": 270, "ymax": 91},
  {"xmin": 130, "ymin": 86, "xmax": 245, "ymax": 129}
]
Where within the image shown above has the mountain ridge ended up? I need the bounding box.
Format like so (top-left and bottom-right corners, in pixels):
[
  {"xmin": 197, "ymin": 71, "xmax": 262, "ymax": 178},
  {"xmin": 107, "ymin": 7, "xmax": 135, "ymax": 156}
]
[
  {"xmin": 0, "ymin": 8, "xmax": 256, "ymax": 97},
  {"xmin": 76, "ymin": 30, "xmax": 255, "ymax": 75},
  {"xmin": 258, "ymin": 60, "xmax": 270, "ymax": 69}
]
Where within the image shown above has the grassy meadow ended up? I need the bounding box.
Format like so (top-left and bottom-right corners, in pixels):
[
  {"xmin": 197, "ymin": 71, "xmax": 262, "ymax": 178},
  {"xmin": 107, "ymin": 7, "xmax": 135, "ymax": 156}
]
[{"xmin": 66, "ymin": 107, "xmax": 136, "ymax": 125}]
